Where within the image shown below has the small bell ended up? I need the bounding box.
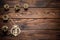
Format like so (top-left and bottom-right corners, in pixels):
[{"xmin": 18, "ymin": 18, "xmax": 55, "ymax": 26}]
[
  {"xmin": 1, "ymin": 26, "xmax": 8, "ymax": 36},
  {"xmin": 2, "ymin": 26, "xmax": 8, "ymax": 32},
  {"xmin": 4, "ymin": 4, "xmax": 9, "ymax": 11},
  {"xmin": 14, "ymin": 4, "xmax": 20, "ymax": 12},
  {"xmin": 2, "ymin": 15, "xmax": 9, "ymax": 23},
  {"xmin": 23, "ymin": 3, "xmax": 29, "ymax": 11}
]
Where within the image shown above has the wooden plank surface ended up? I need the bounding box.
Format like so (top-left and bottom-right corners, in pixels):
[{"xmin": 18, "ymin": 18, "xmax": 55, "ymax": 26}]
[
  {"xmin": 0, "ymin": 0, "xmax": 60, "ymax": 8},
  {"xmin": 0, "ymin": 0, "xmax": 60, "ymax": 40},
  {"xmin": 0, "ymin": 30, "xmax": 60, "ymax": 40},
  {"xmin": 0, "ymin": 8, "xmax": 60, "ymax": 18},
  {"xmin": 0, "ymin": 19, "xmax": 60, "ymax": 30},
  {"xmin": 22, "ymin": 0, "xmax": 60, "ymax": 8}
]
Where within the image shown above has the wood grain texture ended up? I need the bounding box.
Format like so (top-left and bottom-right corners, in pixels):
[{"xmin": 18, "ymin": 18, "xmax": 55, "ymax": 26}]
[
  {"xmin": 2, "ymin": 0, "xmax": 60, "ymax": 8},
  {"xmin": 0, "ymin": 8, "xmax": 60, "ymax": 18},
  {"xmin": 21, "ymin": 0, "xmax": 60, "ymax": 8},
  {"xmin": 0, "ymin": 0, "xmax": 60, "ymax": 8},
  {"xmin": 0, "ymin": 30, "xmax": 60, "ymax": 40},
  {"xmin": 0, "ymin": 0, "xmax": 60, "ymax": 40},
  {"xmin": 0, "ymin": 19, "xmax": 60, "ymax": 30}
]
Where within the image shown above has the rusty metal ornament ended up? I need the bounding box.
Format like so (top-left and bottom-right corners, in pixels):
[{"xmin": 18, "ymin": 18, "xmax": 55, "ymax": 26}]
[
  {"xmin": 2, "ymin": 15, "xmax": 9, "ymax": 23},
  {"xmin": 14, "ymin": 4, "xmax": 20, "ymax": 12},
  {"xmin": 4, "ymin": 4, "xmax": 9, "ymax": 11},
  {"xmin": 10, "ymin": 25, "xmax": 21, "ymax": 36},
  {"xmin": 2, "ymin": 15, "xmax": 9, "ymax": 20},
  {"xmin": 23, "ymin": 3, "xmax": 29, "ymax": 11},
  {"xmin": 2, "ymin": 26, "xmax": 8, "ymax": 32}
]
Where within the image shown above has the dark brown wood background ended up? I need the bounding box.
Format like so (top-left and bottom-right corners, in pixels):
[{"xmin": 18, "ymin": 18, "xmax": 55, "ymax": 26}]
[{"xmin": 0, "ymin": 0, "xmax": 60, "ymax": 40}]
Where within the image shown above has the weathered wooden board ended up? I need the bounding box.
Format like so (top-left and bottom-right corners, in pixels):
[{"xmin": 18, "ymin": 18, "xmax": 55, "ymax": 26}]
[
  {"xmin": 0, "ymin": 0, "xmax": 60, "ymax": 8},
  {"xmin": 0, "ymin": 19, "xmax": 60, "ymax": 30},
  {"xmin": 0, "ymin": 30, "xmax": 60, "ymax": 40},
  {"xmin": 22, "ymin": 0, "xmax": 60, "ymax": 8},
  {"xmin": 0, "ymin": 8, "xmax": 60, "ymax": 18},
  {"xmin": 0, "ymin": 0, "xmax": 60, "ymax": 40}
]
